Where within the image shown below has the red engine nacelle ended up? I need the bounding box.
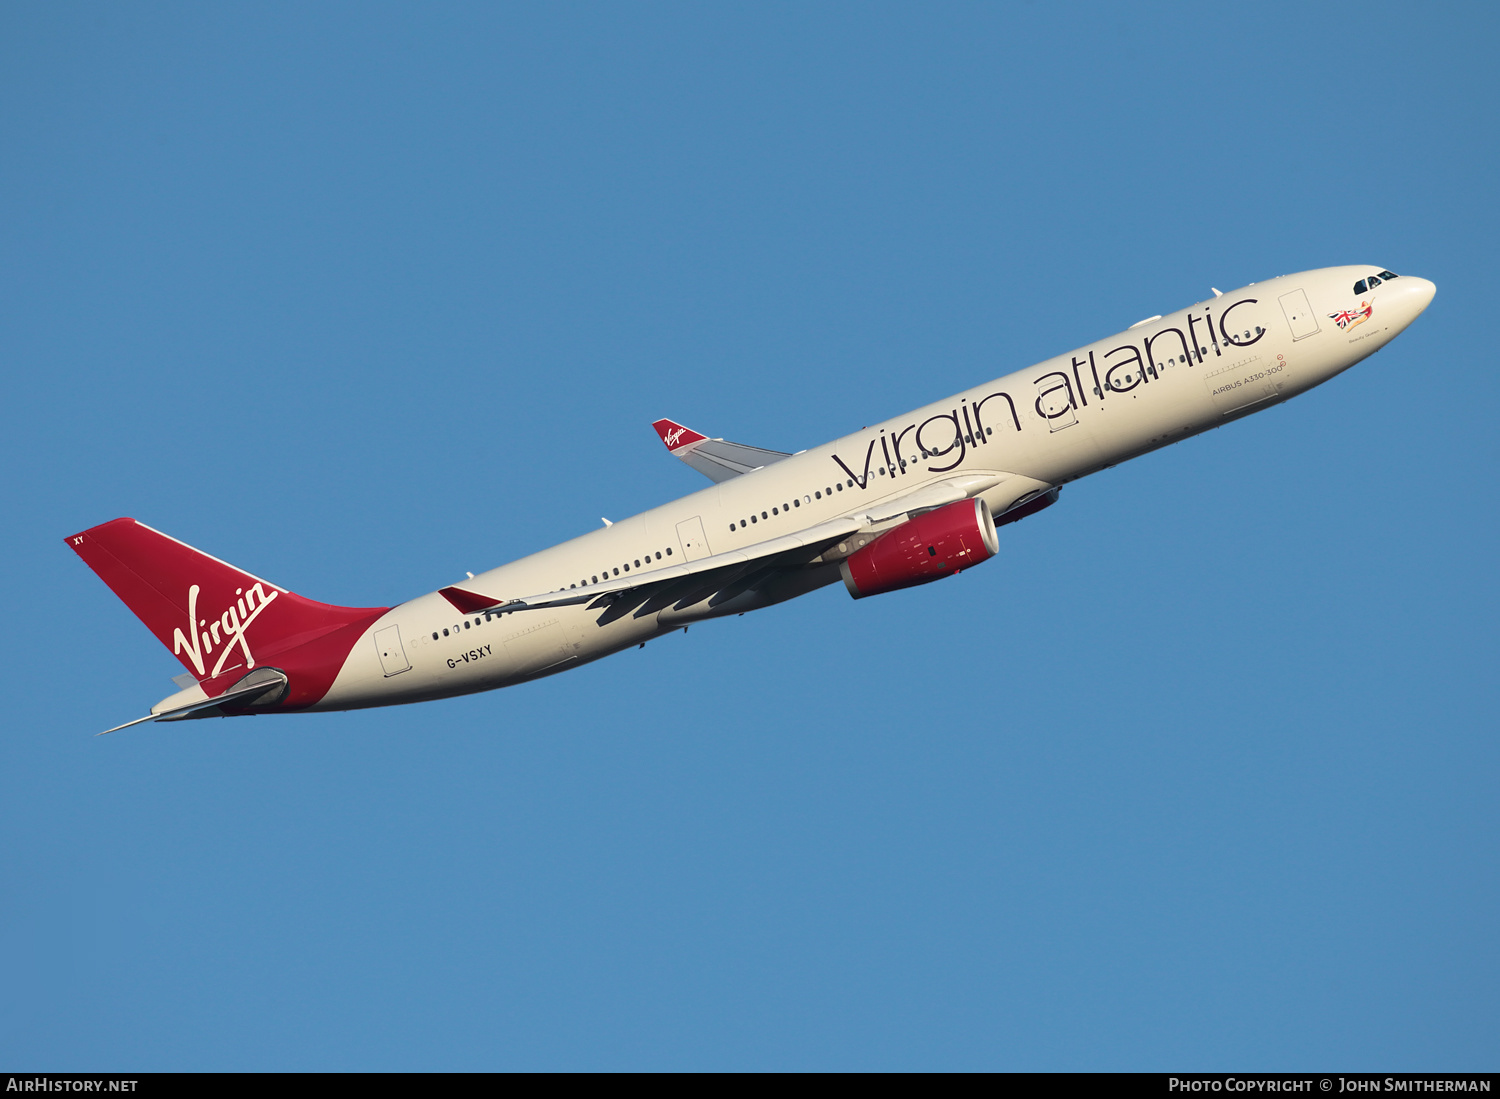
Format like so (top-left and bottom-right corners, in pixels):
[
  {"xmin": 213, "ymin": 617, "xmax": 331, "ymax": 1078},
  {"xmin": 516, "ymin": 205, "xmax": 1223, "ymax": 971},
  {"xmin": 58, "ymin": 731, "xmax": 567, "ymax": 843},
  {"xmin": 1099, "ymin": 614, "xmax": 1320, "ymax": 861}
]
[{"xmin": 839, "ymin": 497, "xmax": 1001, "ymax": 599}]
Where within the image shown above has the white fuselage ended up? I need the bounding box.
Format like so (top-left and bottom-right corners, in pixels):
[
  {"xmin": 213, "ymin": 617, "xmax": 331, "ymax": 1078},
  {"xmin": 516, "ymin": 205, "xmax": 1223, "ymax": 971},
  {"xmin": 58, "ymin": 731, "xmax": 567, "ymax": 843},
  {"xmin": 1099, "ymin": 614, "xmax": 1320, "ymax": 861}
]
[{"xmin": 318, "ymin": 265, "xmax": 1435, "ymax": 711}]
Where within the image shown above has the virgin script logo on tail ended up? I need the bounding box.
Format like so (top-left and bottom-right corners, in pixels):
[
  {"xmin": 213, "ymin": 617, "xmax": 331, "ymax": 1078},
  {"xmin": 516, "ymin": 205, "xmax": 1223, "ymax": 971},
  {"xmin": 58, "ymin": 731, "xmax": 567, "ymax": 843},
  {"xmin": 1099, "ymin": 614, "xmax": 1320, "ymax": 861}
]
[
  {"xmin": 663, "ymin": 427, "xmax": 688, "ymax": 448},
  {"xmin": 172, "ymin": 582, "xmax": 279, "ymax": 679}
]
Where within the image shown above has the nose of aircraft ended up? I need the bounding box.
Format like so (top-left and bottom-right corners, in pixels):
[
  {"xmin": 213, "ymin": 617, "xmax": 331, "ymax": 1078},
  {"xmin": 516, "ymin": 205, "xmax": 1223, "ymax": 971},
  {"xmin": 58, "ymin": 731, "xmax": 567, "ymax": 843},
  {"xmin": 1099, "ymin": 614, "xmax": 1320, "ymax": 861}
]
[
  {"xmin": 1395, "ymin": 275, "xmax": 1437, "ymax": 321},
  {"xmin": 1398, "ymin": 274, "xmax": 1434, "ymax": 313}
]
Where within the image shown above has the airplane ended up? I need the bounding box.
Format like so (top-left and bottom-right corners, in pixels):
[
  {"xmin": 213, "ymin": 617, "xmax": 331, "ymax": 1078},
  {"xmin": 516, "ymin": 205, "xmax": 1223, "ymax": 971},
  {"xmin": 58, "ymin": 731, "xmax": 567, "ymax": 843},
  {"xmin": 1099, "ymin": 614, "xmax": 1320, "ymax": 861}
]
[{"xmin": 68, "ymin": 265, "xmax": 1435, "ymax": 734}]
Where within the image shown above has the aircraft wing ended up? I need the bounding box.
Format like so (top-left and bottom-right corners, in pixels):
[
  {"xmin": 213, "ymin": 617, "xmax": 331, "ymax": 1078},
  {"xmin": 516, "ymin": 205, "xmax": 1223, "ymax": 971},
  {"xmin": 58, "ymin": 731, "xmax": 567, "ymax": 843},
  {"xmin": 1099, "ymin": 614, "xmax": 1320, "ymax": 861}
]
[
  {"xmin": 441, "ymin": 515, "xmax": 863, "ymax": 617},
  {"xmin": 857, "ymin": 473, "xmax": 1008, "ymax": 522},
  {"xmin": 651, "ymin": 418, "xmax": 792, "ymax": 483},
  {"xmin": 439, "ymin": 472, "xmax": 1039, "ymax": 618}
]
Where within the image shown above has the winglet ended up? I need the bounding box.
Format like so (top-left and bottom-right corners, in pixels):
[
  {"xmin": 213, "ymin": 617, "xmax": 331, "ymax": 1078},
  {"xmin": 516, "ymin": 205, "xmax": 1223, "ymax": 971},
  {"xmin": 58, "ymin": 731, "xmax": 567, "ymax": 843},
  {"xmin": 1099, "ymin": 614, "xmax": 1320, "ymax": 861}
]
[
  {"xmin": 652, "ymin": 419, "xmax": 707, "ymax": 452},
  {"xmin": 650, "ymin": 418, "xmax": 792, "ymax": 484}
]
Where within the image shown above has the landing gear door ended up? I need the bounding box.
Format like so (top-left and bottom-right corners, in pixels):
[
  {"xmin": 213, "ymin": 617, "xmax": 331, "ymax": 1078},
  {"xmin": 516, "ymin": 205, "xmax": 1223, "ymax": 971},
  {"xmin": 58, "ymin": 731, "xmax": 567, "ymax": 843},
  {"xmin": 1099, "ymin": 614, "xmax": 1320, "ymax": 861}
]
[
  {"xmin": 374, "ymin": 625, "xmax": 411, "ymax": 677},
  {"xmin": 675, "ymin": 516, "xmax": 712, "ymax": 561}
]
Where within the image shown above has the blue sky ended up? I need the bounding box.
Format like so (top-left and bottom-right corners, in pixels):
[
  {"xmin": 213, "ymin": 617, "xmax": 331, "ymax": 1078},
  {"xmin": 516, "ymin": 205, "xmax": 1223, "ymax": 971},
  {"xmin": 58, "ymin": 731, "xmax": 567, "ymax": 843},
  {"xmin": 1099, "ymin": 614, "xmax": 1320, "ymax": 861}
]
[{"xmin": 2, "ymin": 2, "xmax": 1495, "ymax": 1070}]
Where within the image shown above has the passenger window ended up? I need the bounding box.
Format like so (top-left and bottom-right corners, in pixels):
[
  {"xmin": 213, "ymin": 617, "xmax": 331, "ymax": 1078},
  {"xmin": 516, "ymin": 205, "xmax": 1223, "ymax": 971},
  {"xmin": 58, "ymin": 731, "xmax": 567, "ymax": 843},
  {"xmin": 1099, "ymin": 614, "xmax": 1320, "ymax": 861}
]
[
  {"xmin": 655, "ymin": 552, "xmax": 662, "ymax": 559},
  {"xmin": 762, "ymin": 511, "xmax": 768, "ymax": 519},
  {"xmin": 613, "ymin": 568, "xmax": 619, "ymax": 576},
  {"xmin": 666, "ymin": 547, "xmax": 672, "ymax": 555},
  {"xmin": 432, "ymin": 632, "xmax": 439, "ymax": 641},
  {"xmin": 836, "ymin": 483, "xmax": 843, "ymax": 491},
  {"xmin": 730, "ymin": 523, "xmax": 736, "ymax": 531},
  {"xmin": 592, "ymin": 575, "xmax": 598, "ymax": 583},
  {"xmin": 751, "ymin": 515, "xmax": 757, "ymax": 523},
  {"xmin": 635, "ymin": 559, "xmax": 640, "ymax": 568},
  {"xmin": 815, "ymin": 491, "xmax": 821, "ymax": 499},
  {"xmin": 624, "ymin": 563, "xmax": 630, "ymax": 571},
  {"xmin": 772, "ymin": 507, "xmax": 778, "ymax": 515}
]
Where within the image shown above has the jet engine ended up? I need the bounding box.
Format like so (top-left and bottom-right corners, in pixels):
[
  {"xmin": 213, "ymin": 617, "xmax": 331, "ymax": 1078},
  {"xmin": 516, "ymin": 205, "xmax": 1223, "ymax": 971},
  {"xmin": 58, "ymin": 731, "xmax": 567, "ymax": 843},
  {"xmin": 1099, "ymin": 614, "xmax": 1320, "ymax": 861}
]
[{"xmin": 839, "ymin": 497, "xmax": 1001, "ymax": 599}]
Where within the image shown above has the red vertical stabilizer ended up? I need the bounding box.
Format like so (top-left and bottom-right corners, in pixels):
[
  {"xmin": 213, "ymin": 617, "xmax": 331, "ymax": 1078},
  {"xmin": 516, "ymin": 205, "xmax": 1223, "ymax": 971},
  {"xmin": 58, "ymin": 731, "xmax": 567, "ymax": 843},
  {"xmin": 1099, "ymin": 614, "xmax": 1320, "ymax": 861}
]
[{"xmin": 66, "ymin": 518, "xmax": 387, "ymax": 709}]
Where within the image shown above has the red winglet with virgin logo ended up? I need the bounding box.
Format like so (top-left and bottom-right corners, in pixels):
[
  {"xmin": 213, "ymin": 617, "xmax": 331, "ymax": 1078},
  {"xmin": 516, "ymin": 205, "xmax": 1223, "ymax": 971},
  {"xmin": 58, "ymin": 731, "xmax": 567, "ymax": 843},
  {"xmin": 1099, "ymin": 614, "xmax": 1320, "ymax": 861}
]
[
  {"xmin": 66, "ymin": 518, "xmax": 388, "ymax": 710},
  {"xmin": 651, "ymin": 418, "xmax": 707, "ymax": 452}
]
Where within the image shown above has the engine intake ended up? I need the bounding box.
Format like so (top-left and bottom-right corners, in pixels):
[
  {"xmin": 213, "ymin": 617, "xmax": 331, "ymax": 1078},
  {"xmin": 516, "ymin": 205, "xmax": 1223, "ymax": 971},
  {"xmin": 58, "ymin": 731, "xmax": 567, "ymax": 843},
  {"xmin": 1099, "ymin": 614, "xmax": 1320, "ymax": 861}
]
[{"xmin": 840, "ymin": 498, "xmax": 1001, "ymax": 599}]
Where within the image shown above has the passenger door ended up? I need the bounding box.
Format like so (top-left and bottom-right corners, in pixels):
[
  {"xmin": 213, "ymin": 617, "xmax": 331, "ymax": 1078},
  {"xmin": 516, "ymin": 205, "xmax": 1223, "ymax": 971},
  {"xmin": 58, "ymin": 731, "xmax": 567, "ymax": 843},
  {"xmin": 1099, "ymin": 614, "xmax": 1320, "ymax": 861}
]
[
  {"xmin": 675, "ymin": 516, "xmax": 712, "ymax": 561},
  {"xmin": 373, "ymin": 625, "xmax": 411, "ymax": 677},
  {"xmin": 1279, "ymin": 289, "xmax": 1320, "ymax": 340}
]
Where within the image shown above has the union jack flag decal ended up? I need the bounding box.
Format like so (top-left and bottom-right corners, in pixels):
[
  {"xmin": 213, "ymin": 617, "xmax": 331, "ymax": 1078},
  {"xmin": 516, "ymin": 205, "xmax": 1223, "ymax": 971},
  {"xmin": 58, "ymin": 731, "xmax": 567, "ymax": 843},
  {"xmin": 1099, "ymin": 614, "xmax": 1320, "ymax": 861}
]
[{"xmin": 1330, "ymin": 301, "xmax": 1374, "ymax": 331}]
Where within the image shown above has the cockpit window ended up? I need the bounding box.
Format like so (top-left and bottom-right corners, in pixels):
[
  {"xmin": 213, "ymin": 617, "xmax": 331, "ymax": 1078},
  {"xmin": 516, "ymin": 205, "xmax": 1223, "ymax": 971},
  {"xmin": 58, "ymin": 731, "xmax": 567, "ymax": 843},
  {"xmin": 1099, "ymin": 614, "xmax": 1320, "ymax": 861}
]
[{"xmin": 1354, "ymin": 270, "xmax": 1400, "ymax": 295}]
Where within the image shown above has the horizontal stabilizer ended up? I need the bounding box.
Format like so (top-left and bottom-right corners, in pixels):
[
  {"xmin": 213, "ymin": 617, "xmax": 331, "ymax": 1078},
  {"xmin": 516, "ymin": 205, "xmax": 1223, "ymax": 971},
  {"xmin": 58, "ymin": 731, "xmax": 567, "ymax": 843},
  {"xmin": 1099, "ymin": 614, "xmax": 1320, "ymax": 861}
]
[
  {"xmin": 651, "ymin": 418, "xmax": 791, "ymax": 483},
  {"xmin": 98, "ymin": 668, "xmax": 290, "ymax": 735}
]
